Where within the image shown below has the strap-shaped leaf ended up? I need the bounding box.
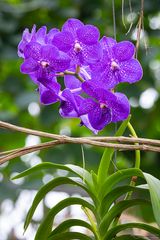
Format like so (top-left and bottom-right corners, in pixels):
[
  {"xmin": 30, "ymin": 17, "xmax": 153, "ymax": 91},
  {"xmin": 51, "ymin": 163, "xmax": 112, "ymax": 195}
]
[
  {"xmin": 104, "ymin": 222, "xmax": 160, "ymax": 240},
  {"xmin": 35, "ymin": 197, "xmax": 95, "ymax": 240},
  {"xmin": 48, "ymin": 231, "xmax": 93, "ymax": 240},
  {"xmin": 99, "ymin": 168, "xmax": 143, "ymax": 200},
  {"xmin": 97, "ymin": 116, "xmax": 131, "ymax": 186},
  {"xmin": 24, "ymin": 177, "xmax": 93, "ymax": 231},
  {"xmin": 99, "ymin": 169, "xmax": 160, "ymax": 230},
  {"xmin": 143, "ymin": 172, "xmax": 160, "ymax": 227},
  {"xmin": 12, "ymin": 162, "xmax": 89, "ymax": 180},
  {"xmin": 66, "ymin": 164, "xmax": 95, "ymax": 193},
  {"xmin": 112, "ymin": 235, "xmax": 150, "ymax": 240},
  {"xmin": 12, "ymin": 162, "xmax": 95, "ymax": 195},
  {"xmin": 49, "ymin": 219, "xmax": 94, "ymax": 236},
  {"xmin": 99, "ymin": 185, "xmax": 147, "ymax": 218},
  {"xmin": 99, "ymin": 199, "xmax": 150, "ymax": 235}
]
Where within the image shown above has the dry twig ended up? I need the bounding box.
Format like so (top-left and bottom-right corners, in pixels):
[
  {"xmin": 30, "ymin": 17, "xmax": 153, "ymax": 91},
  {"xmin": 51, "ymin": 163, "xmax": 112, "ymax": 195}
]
[{"xmin": 0, "ymin": 120, "xmax": 160, "ymax": 165}]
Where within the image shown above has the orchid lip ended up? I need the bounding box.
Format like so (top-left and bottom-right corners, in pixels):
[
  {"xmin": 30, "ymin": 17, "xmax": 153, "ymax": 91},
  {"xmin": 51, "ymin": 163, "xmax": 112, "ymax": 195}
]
[
  {"xmin": 111, "ymin": 60, "xmax": 119, "ymax": 70},
  {"xmin": 74, "ymin": 42, "xmax": 82, "ymax": 52},
  {"xmin": 100, "ymin": 103, "xmax": 107, "ymax": 109},
  {"xmin": 40, "ymin": 60, "xmax": 49, "ymax": 68}
]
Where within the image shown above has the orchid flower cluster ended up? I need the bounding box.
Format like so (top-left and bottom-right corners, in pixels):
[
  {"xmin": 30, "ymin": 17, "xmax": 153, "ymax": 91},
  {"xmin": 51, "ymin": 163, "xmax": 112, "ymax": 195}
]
[{"xmin": 18, "ymin": 18, "xmax": 143, "ymax": 133}]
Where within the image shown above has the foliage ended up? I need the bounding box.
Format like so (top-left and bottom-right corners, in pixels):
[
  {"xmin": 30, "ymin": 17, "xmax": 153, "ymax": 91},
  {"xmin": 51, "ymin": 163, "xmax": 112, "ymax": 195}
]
[
  {"xmin": 0, "ymin": 0, "xmax": 160, "ymax": 239},
  {"xmin": 13, "ymin": 120, "xmax": 160, "ymax": 239}
]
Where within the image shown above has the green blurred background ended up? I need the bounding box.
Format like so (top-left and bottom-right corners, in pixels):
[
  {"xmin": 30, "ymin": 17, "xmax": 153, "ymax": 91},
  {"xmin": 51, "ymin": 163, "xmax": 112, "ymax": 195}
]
[{"xmin": 0, "ymin": 0, "xmax": 160, "ymax": 239}]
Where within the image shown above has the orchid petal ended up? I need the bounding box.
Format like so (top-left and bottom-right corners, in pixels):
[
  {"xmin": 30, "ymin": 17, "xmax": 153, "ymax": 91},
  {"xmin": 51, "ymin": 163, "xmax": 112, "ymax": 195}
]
[
  {"xmin": 77, "ymin": 25, "xmax": 100, "ymax": 45},
  {"xmin": 20, "ymin": 58, "xmax": 39, "ymax": 74},
  {"xmin": 119, "ymin": 59, "xmax": 143, "ymax": 83},
  {"xmin": 111, "ymin": 92, "xmax": 130, "ymax": 122},
  {"xmin": 113, "ymin": 41, "xmax": 135, "ymax": 61}
]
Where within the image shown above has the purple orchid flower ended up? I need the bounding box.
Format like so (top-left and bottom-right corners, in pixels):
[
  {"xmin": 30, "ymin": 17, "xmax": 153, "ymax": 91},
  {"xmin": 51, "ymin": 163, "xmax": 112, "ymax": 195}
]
[
  {"xmin": 81, "ymin": 80, "xmax": 130, "ymax": 131},
  {"xmin": 52, "ymin": 18, "xmax": 102, "ymax": 66},
  {"xmin": 20, "ymin": 42, "xmax": 71, "ymax": 78},
  {"xmin": 18, "ymin": 19, "xmax": 143, "ymax": 133},
  {"xmin": 18, "ymin": 25, "xmax": 59, "ymax": 58},
  {"xmin": 90, "ymin": 36, "xmax": 143, "ymax": 89}
]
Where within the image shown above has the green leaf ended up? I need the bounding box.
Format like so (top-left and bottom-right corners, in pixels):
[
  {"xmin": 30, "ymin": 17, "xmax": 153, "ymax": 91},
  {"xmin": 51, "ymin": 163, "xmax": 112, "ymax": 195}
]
[
  {"xmin": 91, "ymin": 170, "xmax": 98, "ymax": 191},
  {"xmin": 112, "ymin": 235, "xmax": 150, "ymax": 240},
  {"xmin": 99, "ymin": 168, "xmax": 143, "ymax": 200},
  {"xmin": 99, "ymin": 199, "xmax": 150, "ymax": 236},
  {"xmin": 35, "ymin": 197, "xmax": 95, "ymax": 240},
  {"xmin": 99, "ymin": 185, "xmax": 147, "ymax": 218},
  {"xmin": 48, "ymin": 231, "xmax": 93, "ymax": 240},
  {"xmin": 104, "ymin": 222, "xmax": 160, "ymax": 240},
  {"xmin": 24, "ymin": 177, "xmax": 93, "ymax": 231},
  {"xmin": 12, "ymin": 162, "xmax": 89, "ymax": 180},
  {"xmin": 97, "ymin": 115, "xmax": 131, "ymax": 186},
  {"xmin": 143, "ymin": 172, "xmax": 160, "ymax": 227},
  {"xmin": 66, "ymin": 164, "xmax": 94, "ymax": 193},
  {"xmin": 49, "ymin": 219, "xmax": 94, "ymax": 236},
  {"xmin": 12, "ymin": 162, "xmax": 95, "ymax": 194}
]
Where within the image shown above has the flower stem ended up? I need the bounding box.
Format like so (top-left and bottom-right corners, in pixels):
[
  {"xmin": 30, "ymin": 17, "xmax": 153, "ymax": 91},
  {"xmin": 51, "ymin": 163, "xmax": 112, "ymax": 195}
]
[
  {"xmin": 63, "ymin": 70, "xmax": 85, "ymax": 82},
  {"xmin": 127, "ymin": 122, "xmax": 141, "ymax": 169},
  {"xmin": 124, "ymin": 122, "xmax": 141, "ymax": 200},
  {"xmin": 111, "ymin": 122, "xmax": 141, "ymax": 227}
]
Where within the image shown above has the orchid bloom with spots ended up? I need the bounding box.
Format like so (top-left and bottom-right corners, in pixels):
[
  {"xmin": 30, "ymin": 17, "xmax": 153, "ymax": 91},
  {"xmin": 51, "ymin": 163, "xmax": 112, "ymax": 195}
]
[{"xmin": 18, "ymin": 18, "xmax": 143, "ymax": 133}]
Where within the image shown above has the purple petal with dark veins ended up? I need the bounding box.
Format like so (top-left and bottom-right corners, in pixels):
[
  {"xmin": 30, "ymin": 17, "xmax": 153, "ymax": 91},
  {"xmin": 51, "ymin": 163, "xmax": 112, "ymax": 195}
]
[
  {"xmin": 95, "ymin": 88, "xmax": 117, "ymax": 103},
  {"xmin": 82, "ymin": 80, "xmax": 113, "ymax": 100},
  {"xmin": 46, "ymin": 28, "xmax": 59, "ymax": 44},
  {"xmin": 30, "ymin": 25, "xmax": 37, "ymax": 37},
  {"xmin": 78, "ymin": 98, "xmax": 96, "ymax": 115},
  {"xmin": 61, "ymin": 88, "xmax": 78, "ymax": 111},
  {"xmin": 29, "ymin": 73, "xmax": 39, "ymax": 84},
  {"xmin": 18, "ymin": 25, "xmax": 36, "ymax": 58},
  {"xmin": 82, "ymin": 81, "xmax": 97, "ymax": 99},
  {"xmin": 38, "ymin": 76, "xmax": 60, "ymax": 93},
  {"xmin": 100, "ymin": 36, "xmax": 116, "ymax": 59},
  {"xmin": 40, "ymin": 45, "xmax": 59, "ymax": 62},
  {"xmin": 52, "ymin": 31, "xmax": 74, "ymax": 52},
  {"xmin": 24, "ymin": 42, "xmax": 41, "ymax": 60},
  {"xmin": 62, "ymin": 18, "xmax": 84, "ymax": 35},
  {"xmin": 80, "ymin": 115, "xmax": 99, "ymax": 134},
  {"xmin": 74, "ymin": 94, "xmax": 85, "ymax": 108},
  {"xmin": 59, "ymin": 92, "xmax": 79, "ymax": 118},
  {"xmin": 69, "ymin": 50, "xmax": 83, "ymax": 66},
  {"xmin": 100, "ymin": 67, "xmax": 117, "ymax": 89},
  {"xmin": 77, "ymin": 25, "xmax": 100, "ymax": 45},
  {"xmin": 88, "ymin": 105, "xmax": 112, "ymax": 130},
  {"xmin": 64, "ymin": 75, "xmax": 82, "ymax": 90},
  {"xmin": 35, "ymin": 26, "xmax": 47, "ymax": 45},
  {"xmin": 59, "ymin": 101, "xmax": 78, "ymax": 118},
  {"xmin": 18, "ymin": 30, "xmax": 29, "ymax": 58},
  {"xmin": 111, "ymin": 92, "xmax": 130, "ymax": 122},
  {"xmin": 18, "ymin": 41, "xmax": 27, "ymax": 58},
  {"xmin": 118, "ymin": 59, "xmax": 143, "ymax": 83},
  {"xmin": 90, "ymin": 49, "xmax": 111, "ymax": 75},
  {"xmin": 113, "ymin": 41, "xmax": 135, "ymax": 61},
  {"xmin": 39, "ymin": 84, "xmax": 59, "ymax": 105},
  {"xmin": 50, "ymin": 51, "xmax": 71, "ymax": 72},
  {"xmin": 82, "ymin": 42, "xmax": 102, "ymax": 64},
  {"xmin": 20, "ymin": 58, "xmax": 39, "ymax": 74}
]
